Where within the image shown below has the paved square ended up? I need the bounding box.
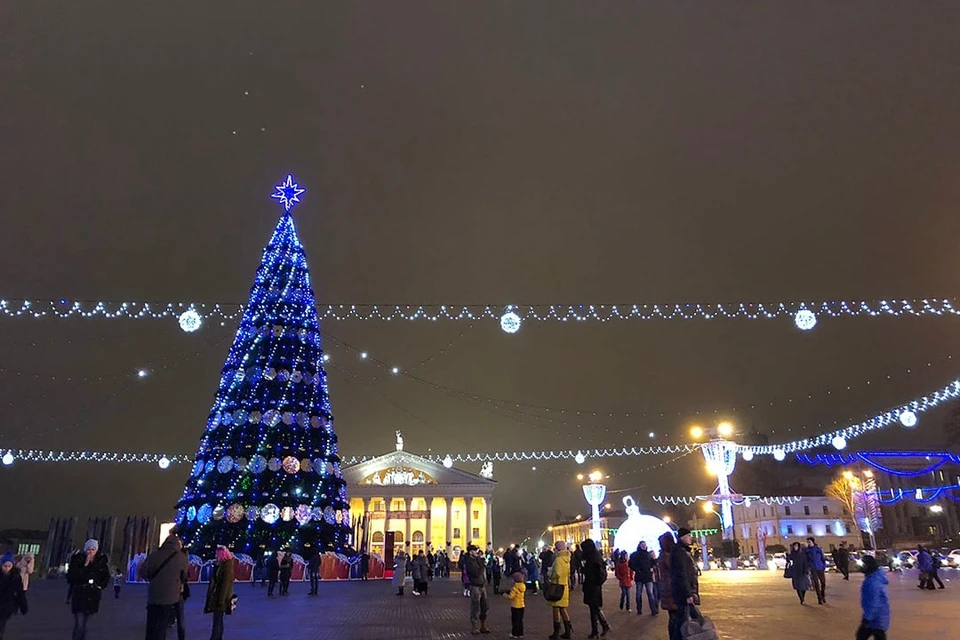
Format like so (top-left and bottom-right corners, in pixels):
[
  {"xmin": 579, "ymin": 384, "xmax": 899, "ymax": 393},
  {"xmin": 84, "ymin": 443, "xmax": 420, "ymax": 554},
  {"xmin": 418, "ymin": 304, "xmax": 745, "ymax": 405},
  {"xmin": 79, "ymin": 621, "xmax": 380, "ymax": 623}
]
[{"xmin": 5, "ymin": 570, "xmax": 955, "ymax": 639}]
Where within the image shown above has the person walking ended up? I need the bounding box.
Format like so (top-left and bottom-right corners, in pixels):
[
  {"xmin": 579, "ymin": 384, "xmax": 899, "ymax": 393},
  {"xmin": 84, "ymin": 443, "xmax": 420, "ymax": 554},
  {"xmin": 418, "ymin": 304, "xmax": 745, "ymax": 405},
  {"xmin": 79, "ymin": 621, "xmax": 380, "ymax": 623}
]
[
  {"xmin": 656, "ymin": 532, "xmax": 679, "ymax": 640},
  {"xmin": 546, "ymin": 541, "xmax": 573, "ymax": 640},
  {"xmin": 581, "ymin": 539, "xmax": 610, "ymax": 639},
  {"xmin": 858, "ymin": 555, "xmax": 890, "ymax": 640},
  {"xmin": 0, "ymin": 552, "xmax": 27, "ymax": 640},
  {"xmin": 140, "ymin": 533, "xmax": 190, "ymax": 640},
  {"xmin": 169, "ymin": 549, "xmax": 190, "ymax": 640},
  {"xmin": 464, "ymin": 545, "xmax": 490, "ymax": 635},
  {"xmin": 412, "ymin": 550, "xmax": 429, "ymax": 596},
  {"xmin": 112, "ymin": 570, "xmax": 123, "ymax": 599},
  {"xmin": 505, "ymin": 571, "xmax": 526, "ymax": 639},
  {"xmin": 805, "ymin": 537, "xmax": 827, "ymax": 604},
  {"xmin": 14, "ymin": 554, "xmax": 32, "ymax": 594},
  {"xmin": 614, "ymin": 550, "xmax": 633, "ymax": 612},
  {"xmin": 572, "ymin": 545, "xmax": 584, "ymax": 587},
  {"xmin": 835, "ymin": 542, "xmax": 851, "ymax": 580},
  {"xmin": 393, "ymin": 547, "xmax": 409, "ymax": 596},
  {"xmin": 928, "ymin": 551, "xmax": 946, "ymax": 589},
  {"xmin": 278, "ymin": 549, "xmax": 293, "ymax": 596},
  {"xmin": 669, "ymin": 529, "xmax": 699, "ymax": 640},
  {"xmin": 491, "ymin": 552, "xmax": 503, "ymax": 595},
  {"xmin": 787, "ymin": 542, "xmax": 811, "ymax": 604},
  {"xmin": 307, "ymin": 550, "xmax": 321, "ymax": 596},
  {"xmin": 204, "ymin": 546, "xmax": 235, "ymax": 640},
  {"xmin": 360, "ymin": 549, "xmax": 370, "ymax": 581},
  {"xmin": 916, "ymin": 545, "xmax": 934, "ymax": 589},
  {"xmin": 266, "ymin": 551, "xmax": 280, "ymax": 596},
  {"xmin": 67, "ymin": 539, "xmax": 111, "ymax": 640},
  {"xmin": 629, "ymin": 541, "xmax": 658, "ymax": 616}
]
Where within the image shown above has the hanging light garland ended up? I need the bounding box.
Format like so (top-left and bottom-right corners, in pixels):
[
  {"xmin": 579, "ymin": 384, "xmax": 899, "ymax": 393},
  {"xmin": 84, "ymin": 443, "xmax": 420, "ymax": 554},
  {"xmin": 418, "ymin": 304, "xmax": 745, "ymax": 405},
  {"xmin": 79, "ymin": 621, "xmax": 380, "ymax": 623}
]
[{"xmin": 652, "ymin": 494, "xmax": 803, "ymax": 506}]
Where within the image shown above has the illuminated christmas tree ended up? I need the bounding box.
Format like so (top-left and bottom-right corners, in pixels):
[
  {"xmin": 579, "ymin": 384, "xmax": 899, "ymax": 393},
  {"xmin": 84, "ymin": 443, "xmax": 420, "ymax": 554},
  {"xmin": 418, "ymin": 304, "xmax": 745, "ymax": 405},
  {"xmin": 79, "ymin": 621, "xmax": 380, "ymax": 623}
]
[{"xmin": 175, "ymin": 175, "xmax": 349, "ymax": 557}]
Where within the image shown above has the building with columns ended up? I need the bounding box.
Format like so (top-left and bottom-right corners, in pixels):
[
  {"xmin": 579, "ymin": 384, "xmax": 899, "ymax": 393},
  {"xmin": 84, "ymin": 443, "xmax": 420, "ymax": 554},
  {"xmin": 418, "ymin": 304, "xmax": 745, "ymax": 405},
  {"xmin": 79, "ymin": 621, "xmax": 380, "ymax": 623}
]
[{"xmin": 342, "ymin": 444, "xmax": 495, "ymax": 558}]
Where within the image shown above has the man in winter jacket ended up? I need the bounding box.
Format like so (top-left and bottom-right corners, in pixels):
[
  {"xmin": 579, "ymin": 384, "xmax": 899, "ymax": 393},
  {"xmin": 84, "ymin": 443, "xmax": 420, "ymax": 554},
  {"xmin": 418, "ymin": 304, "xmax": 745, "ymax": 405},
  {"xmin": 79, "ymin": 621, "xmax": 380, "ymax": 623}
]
[
  {"xmin": 858, "ymin": 555, "xmax": 889, "ymax": 640},
  {"xmin": 629, "ymin": 541, "xmax": 658, "ymax": 615},
  {"xmin": 835, "ymin": 542, "xmax": 851, "ymax": 580},
  {"xmin": 140, "ymin": 534, "xmax": 189, "ymax": 640},
  {"xmin": 670, "ymin": 529, "xmax": 699, "ymax": 640},
  {"xmin": 805, "ymin": 538, "xmax": 827, "ymax": 604},
  {"xmin": 916, "ymin": 545, "xmax": 934, "ymax": 589},
  {"xmin": 463, "ymin": 545, "xmax": 490, "ymax": 635},
  {"xmin": 539, "ymin": 547, "xmax": 555, "ymax": 578}
]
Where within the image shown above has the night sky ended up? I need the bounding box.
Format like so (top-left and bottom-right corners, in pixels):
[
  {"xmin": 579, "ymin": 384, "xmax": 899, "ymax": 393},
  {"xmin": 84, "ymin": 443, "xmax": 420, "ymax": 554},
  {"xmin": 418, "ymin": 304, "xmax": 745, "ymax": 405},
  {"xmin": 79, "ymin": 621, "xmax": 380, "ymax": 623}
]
[{"xmin": 2, "ymin": 2, "xmax": 960, "ymax": 543}]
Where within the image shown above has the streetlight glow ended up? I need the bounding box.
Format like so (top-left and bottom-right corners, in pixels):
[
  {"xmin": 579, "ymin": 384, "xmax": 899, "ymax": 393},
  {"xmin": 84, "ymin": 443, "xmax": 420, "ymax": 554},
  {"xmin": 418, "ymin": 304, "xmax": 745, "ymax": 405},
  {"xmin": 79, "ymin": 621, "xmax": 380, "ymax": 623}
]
[
  {"xmin": 717, "ymin": 421, "xmax": 734, "ymax": 437},
  {"xmin": 702, "ymin": 502, "xmax": 715, "ymax": 514},
  {"xmin": 690, "ymin": 425, "xmax": 704, "ymax": 439}
]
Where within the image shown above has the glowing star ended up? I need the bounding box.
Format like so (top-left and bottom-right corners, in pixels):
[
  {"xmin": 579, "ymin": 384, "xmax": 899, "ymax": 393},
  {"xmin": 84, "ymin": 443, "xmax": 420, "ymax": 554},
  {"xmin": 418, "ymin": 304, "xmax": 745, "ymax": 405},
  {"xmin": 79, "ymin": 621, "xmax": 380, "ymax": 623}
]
[
  {"xmin": 158, "ymin": 456, "xmax": 171, "ymax": 469},
  {"xmin": 794, "ymin": 309, "xmax": 817, "ymax": 331},
  {"xmin": 899, "ymin": 410, "xmax": 917, "ymax": 428},
  {"xmin": 500, "ymin": 311, "xmax": 522, "ymax": 334},
  {"xmin": 270, "ymin": 174, "xmax": 306, "ymax": 212},
  {"xmin": 178, "ymin": 309, "xmax": 202, "ymax": 332}
]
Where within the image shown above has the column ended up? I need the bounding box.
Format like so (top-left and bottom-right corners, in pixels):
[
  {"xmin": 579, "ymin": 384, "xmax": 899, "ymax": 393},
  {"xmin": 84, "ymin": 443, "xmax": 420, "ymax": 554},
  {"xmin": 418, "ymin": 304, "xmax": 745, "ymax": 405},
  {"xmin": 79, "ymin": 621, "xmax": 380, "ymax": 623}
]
[
  {"xmin": 361, "ymin": 498, "xmax": 370, "ymax": 550},
  {"xmin": 486, "ymin": 497, "xmax": 493, "ymax": 545},
  {"xmin": 466, "ymin": 496, "xmax": 475, "ymax": 545},
  {"xmin": 425, "ymin": 497, "xmax": 432, "ymax": 549},
  {"xmin": 446, "ymin": 497, "xmax": 453, "ymax": 546}
]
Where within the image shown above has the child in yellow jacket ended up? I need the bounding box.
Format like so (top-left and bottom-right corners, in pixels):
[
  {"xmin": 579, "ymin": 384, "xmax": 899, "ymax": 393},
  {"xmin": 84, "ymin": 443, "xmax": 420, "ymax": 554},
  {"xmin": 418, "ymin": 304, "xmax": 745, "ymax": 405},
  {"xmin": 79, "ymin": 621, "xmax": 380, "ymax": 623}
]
[{"xmin": 505, "ymin": 571, "xmax": 526, "ymax": 638}]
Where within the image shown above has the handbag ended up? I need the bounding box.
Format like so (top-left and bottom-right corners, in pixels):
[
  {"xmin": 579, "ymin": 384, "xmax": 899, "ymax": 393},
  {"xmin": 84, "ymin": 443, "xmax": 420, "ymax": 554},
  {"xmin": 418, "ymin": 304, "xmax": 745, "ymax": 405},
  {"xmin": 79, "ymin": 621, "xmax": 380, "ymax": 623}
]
[
  {"xmin": 782, "ymin": 565, "xmax": 793, "ymax": 579},
  {"xmin": 543, "ymin": 582, "xmax": 565, "ymax": 602},
  {"xmin": 681, "ymin": 604, "xmax": 719, "ymax": 640}
]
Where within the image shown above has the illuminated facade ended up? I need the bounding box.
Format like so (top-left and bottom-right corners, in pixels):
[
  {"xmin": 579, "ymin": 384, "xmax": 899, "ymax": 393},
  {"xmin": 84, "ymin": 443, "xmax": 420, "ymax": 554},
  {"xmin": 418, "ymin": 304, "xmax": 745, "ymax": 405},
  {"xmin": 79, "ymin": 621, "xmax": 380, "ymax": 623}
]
[
  {"xmin": 343, "ymin": 449, "xmax": 495, "ymax": 557},
  {"xmin": 732, "ymin": 496, "xmax": 860, "ymax": 554}
]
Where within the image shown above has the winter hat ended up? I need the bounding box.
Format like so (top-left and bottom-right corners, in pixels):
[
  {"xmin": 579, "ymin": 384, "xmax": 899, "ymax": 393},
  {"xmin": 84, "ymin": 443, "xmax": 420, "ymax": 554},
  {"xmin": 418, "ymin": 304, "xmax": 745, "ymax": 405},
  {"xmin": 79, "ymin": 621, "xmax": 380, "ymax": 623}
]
[
  {"xmin": 84, "ymin": 539, "xmax": 99, "ymax": 552},
  {"xmin": 861, "ymin": 555, "xmax": 879, "ymax": 574},
  {"xmin": 676, "ymin": 528, "xmax": 692, "ymax": 539},
  {"xmin": 0, "ymin": 551, "xmax": 14, "ymax": 566},
  {"xmin": 511, "ymin": 571, "xmax": 525, "ymax": 583}
]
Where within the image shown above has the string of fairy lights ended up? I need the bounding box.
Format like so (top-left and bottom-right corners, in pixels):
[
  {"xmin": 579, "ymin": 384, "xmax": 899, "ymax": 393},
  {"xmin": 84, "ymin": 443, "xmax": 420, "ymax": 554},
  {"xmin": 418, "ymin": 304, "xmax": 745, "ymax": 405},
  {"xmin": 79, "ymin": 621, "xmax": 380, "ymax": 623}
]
[{"xmin": 1, "ymin": 297, "xmax": 958, "ymax": 333}]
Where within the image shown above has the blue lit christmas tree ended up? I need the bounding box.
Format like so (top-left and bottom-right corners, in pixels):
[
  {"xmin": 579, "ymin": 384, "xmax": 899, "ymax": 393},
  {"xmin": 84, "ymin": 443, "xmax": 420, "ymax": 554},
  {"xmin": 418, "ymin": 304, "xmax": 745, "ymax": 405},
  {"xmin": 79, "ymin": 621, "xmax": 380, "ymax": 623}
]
[{"xmin": 175, "ymin": 175, "xmax": 349, "ymax": 557}]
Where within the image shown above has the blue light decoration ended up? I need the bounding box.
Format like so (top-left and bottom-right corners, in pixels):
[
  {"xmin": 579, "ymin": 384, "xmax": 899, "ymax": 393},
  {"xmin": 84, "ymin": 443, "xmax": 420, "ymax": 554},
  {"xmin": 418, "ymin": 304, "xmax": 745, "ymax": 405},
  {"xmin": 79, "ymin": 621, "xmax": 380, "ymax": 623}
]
[
  {"xmin": 174, "ymin": 175, "xmax": 349, "ymax": 558},
  {"xmin": 873, "ymin": 484, "xmax": 960, "ymax": 505},
  {"xmin": 269, "ymin": 174, "xmax": 306, "ymax": 212},
  {"xmin": 795, "ymin": 451, "xmax": 960, "ymax": 478}
]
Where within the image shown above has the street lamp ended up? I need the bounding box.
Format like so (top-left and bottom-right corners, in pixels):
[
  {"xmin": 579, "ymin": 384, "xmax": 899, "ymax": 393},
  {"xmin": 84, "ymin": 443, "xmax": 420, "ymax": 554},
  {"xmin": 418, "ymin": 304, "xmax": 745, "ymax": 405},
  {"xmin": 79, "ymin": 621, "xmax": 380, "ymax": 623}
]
[
  {"xmin": 691, "ymin": 422, "xmax": 739, "ymax": 555},
  {"xmin": 582, "ymin": 470, "xmax": 607, "ymax": 544}
]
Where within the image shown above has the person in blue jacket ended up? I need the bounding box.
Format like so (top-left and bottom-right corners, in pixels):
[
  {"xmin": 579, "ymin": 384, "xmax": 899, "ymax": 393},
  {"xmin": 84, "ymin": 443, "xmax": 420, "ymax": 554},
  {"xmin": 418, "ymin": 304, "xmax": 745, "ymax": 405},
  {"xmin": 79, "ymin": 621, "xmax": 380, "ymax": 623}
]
[
  {"xmin": 858, "ymin": 555, "xmax": 889, "ymax": 640},
  {"xmin": 804, "ymin": 538, "xmax": 827, "ymax": 604}
]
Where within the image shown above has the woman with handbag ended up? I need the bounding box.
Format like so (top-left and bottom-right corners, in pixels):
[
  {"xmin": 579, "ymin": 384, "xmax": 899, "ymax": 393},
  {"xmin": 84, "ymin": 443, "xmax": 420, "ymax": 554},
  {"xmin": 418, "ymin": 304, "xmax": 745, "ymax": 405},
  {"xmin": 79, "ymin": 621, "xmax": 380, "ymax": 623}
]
[
  {"xmin": 544, "ymin": 541, "xmax": 573, "ymax": 640},
  {"xmin": 786, "ymin": 542, "xmax": 811, "ymax": 605},
  {"xmin": 581, "ymin": 539, "xmax": 611, "ymax": 638},
  {"xmin": 204, "ymin": 546, "xmax": 235, "ymax": 640}
]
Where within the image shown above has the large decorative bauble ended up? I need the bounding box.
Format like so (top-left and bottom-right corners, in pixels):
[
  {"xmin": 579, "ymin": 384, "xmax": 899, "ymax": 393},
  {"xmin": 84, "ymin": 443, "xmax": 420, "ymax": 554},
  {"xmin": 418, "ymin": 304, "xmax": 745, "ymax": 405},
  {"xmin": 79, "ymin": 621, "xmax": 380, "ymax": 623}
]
[
  {"xmin": 261, "ymin": 504, "xmax": 280, "ymax": 524},
  {"xmin": 612, "ymin": 497, "xmax": 673, "ymax": 556},
  {"xmin": 178, "ymin": 309, "xmax": 203, "ymax": 332}
]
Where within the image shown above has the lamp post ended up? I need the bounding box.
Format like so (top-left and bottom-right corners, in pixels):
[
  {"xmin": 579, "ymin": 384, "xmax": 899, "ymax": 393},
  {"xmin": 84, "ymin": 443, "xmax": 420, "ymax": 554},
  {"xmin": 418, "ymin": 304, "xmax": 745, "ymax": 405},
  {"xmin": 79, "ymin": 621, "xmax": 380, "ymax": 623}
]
[
  {"xmin": 843, "ymin": 467, "xmax": 879, "ymax": 550},
  {"xmin": 582, "ymin": 470, "xmax": 607, "ymax": 544},
  {"xmin": 692, "ymin": 421, "xmax": 739, "ymax": 567}
]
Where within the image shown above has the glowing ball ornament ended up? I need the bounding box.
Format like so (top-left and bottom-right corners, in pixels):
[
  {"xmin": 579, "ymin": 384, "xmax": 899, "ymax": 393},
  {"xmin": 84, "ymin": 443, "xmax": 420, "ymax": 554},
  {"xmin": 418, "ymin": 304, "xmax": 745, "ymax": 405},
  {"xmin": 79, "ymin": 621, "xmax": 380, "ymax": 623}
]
[
  {"xmin": 178, "ymin": 309, "xmax": 203, "ymax": 332},
  {"xmin": 831, "ymin": 436, "xmax": 847, "ymax": 451},
  {"xmin": 741, "ymin": 450, "xmax": 754, "ymax": 462},
  {"xmin": 500, "ymin": 311, "xmax": 522, "ymax": 334},
  {"xmin": 613, "ymin": 496, "xmax": 674, "ymax": 556},
  {"xmin": 773, "ymin": 449, "xmax": 786, "ymax": 461},
  {"xmin": 1, "ymin": 452, "xmax": 13, "ymax": 466},
  {"xmin": 158, "ymin": 456, "xmax": 171, "ymax": 469},
  {"xmin": 899, "ymin": 410, "xmax": 917, "ymax": 428},
  {"xmin": 442, "ymin": 455, "xmax": 454, "ymax": 469},
  {"xmin": 794, "ymin": 309, "xmax": 817, "ymax": 331},
  {"xmin": 575, "ymin": 451, "xmax": 586, "ymax": 465}
]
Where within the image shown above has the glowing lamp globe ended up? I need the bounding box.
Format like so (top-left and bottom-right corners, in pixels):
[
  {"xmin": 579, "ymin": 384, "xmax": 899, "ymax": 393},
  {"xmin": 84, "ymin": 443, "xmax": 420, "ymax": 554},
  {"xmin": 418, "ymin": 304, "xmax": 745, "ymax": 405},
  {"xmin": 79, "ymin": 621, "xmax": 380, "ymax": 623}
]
[
  {"xmin": 1, "ymin": 452, "xmax": 13, "ymax": 466},
  {"xmin": 613, "ymin": 497, "xmax": 674, "ymax": 556},
  {"xmin": 741, "ymin": 450, "xmax": 754, "ymax": 462},
  {"xmin": 575, "ymin": 451, "xmax": 586, "ymax": 465},
  {"xmin": 794, "ymin": 309, "xmax": 817, "ymax": 331},
  {"xmin": 582, "ymin": 482, "xmax": 607, "ymax": 507},
  {"xmin": 773, "ymin": 449, "xmax": 786, "ymax": 461},
  {"xmin": 442, "ymin": 455, "xmax": 454, "ymax": 469},
  {"xmin": 899, "ymin": 410, "xmax": 917, "ymax": 428},
  {"xmin": 500, "ymin": 311, "xmax": 522, "ymax": 334},
  {"xmin": 178, "ymin": 309, "xmax": 203, "ymax": 333},
  {"xmin": 831, "ymin": 436, "xmax": 847, "ymax": 451},
  {"xmin": 158, "ymin": 456, "xmax": 171, "ymax": 470}
]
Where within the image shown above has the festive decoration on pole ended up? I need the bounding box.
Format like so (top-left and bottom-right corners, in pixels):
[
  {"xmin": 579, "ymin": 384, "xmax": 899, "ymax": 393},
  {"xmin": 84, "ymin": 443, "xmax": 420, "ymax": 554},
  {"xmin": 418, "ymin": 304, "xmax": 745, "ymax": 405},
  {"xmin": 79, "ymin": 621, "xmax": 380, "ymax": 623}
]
[
  {"xmin": 582, "ymin": 471, "xmax": 607, "ymax": 543},
  {"xmin": 174, "ymin": 175, "xmax": 348, "ymax": 558}
]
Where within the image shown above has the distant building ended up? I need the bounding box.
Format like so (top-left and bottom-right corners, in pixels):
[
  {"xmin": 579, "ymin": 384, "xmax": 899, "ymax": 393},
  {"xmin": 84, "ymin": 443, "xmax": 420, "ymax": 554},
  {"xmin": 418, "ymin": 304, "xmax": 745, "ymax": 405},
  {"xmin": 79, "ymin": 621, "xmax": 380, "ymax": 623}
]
[
  {"xmin": 732, "ymin": 495, "xmax": 860, "ymax": 554},
  {"xmin": 0, "ymin": 529, "xmax": 46, "ymax": 558},
  {"xmin": 868, "ymin": 457, "xmax": 960, "ymax": 548},
  {"xmin": 548, "ymin": 510, "xmax": 626, "ymax": 555}
]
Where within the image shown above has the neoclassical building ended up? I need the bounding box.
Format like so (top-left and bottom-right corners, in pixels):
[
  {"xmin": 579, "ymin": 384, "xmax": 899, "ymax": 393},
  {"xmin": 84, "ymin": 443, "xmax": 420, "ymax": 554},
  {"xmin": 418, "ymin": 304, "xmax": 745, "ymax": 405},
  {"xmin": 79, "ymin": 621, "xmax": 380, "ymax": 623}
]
[{"xmin": 343, "ymin": 441, "xmax": 496, "ymax": 557}]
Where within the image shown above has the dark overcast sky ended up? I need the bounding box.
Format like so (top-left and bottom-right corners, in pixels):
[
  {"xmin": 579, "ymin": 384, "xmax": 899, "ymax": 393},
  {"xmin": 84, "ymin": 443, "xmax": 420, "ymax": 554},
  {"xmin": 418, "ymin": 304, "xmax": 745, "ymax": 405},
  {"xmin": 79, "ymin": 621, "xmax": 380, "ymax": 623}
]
[{"xmin": 2, "ymin": 2, "xmax": 960, "ymax": 542}]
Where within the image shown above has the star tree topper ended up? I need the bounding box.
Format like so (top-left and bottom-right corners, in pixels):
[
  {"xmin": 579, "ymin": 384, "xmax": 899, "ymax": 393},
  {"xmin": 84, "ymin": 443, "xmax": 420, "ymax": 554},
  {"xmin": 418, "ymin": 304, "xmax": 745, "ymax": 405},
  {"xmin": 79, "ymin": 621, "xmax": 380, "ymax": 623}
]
[{"xmin": 271, "ymin": 174, "xmax": 306, "ymax": 212}]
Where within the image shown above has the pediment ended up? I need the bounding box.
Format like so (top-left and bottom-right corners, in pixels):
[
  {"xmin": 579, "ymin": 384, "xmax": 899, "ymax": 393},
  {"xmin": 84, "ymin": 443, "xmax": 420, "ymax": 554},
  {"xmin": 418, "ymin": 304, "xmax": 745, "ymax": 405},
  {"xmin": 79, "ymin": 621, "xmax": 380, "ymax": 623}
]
[{"xmin": 341, "ymin": 450, "xmax": 495, "ymax": 487}]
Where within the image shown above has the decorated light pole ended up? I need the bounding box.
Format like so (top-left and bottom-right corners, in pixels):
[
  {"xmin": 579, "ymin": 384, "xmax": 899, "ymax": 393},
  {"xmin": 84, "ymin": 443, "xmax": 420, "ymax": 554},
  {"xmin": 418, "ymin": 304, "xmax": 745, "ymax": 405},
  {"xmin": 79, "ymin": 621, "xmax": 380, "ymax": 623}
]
[
  {"xmin": 582, "ymin": 471, "xmax": 607, "ymax": 543},
  {"xmin": 692, "ymin": 422, "xmax": 741, "ymax": 568}
]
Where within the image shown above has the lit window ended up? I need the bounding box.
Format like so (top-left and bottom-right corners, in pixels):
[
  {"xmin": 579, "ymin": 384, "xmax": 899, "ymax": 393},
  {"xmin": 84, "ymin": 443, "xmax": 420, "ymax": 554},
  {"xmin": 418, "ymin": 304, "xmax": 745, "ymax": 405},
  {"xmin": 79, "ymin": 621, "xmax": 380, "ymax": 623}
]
[
  {"xmin": 473, "ymin": 510, "xmax": 480, "ymax": 520},
  {"xmin": 472, "ymin": 527, "xmax": 480, "ymax": 540},
  {"xmin": 806, "ymin": 525, "xmax": 813, "ymax": 534},
  {"xmin": 787, "ymin": 525, "xmax": 794, "ymax": 534},
  {"xmin": 453, "ymin": 527, "xmax": 461, "ymax": 538}
]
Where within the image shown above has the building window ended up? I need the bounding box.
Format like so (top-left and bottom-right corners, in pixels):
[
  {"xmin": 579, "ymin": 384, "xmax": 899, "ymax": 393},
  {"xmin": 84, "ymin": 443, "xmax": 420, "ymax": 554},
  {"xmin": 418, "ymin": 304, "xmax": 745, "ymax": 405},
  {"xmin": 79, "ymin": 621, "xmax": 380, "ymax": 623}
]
[
  {"xmin": 372, "ymin": 532, "xmax": 384, "ymax": 543},
  {"xmin": 784, "ymin": 507, "xmax": 791, "ymax": 516},
  {"xmin": 822, "ymin": 505, "xmax": 829, "ymax": 515},
  {"xmin": 454, "ymin": 510, "xmax": 461, "ymax": 520},
  {"xmin": 472, "ymin": 527, "xmax": 480, "ymax": 540},
  {"xmin": 412, "ymin": 531, "xmax": 424, "ymax": 544},
  {"xmin": 762, "ymin": 508, "xmax": 766, "ymax": 517},
  {"xmin": 17, "ymin": 543, "xmax": 39, "ymax": 555},
  {"xmin": 804, "ymin": 506, "xmax": 810, "ymax": 516},
  {"xmin": 453, "ymin": 527, "xmax": 461, "ymax": 538},
  {"xmin": 806, "ymin": 525, "xmax": 813, "ymax": 534},
  {"xmin": 473, "ymin": 510, "xmax": 480, "ymax": 520},
  {"xmin": 373, "ymin": 500, "xmax": 385, "ymax": 512},
  {"xmin": 392, "ymin": 499, "xmax": 405, "ymax": 511},
  {"xmin": 394, "ymin": 531, "xmax": 404, "ymax": 543},
  {"xmin": 787, "ymin": 525, "xmax": 794, "ymax": 534}
]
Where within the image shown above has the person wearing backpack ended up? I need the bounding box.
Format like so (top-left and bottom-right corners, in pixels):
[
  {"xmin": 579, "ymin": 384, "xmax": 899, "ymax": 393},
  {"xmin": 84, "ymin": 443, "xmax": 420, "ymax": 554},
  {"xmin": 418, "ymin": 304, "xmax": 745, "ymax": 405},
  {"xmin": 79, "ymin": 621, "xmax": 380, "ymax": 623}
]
[
  {"xmin": 581, "ymin": 539, "xmax": 610, "ymax": 638},
  {"xmin": 139, "ymin": 534, "xmax": 188, "ymax": 640}
]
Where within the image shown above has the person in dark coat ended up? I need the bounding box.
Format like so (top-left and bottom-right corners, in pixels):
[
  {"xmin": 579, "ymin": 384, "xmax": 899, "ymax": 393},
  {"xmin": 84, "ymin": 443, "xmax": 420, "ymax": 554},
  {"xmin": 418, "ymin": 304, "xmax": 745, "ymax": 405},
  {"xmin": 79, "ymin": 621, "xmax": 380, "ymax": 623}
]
[
  {"xmin": 0, "ymin": 552, "xmax": 27, "ymax": 639},
  {"xmin": 805, "ymin": 537, "xmax": 827, "ymax": 604},
  {"xmin": 266, "ymin": 551, "xmax": 280, "ymax": 596},
  {"xmin": 307, "ymin": 551, "xmax": 321, "ymax": 596},
  {"xmin": 572, "ymin": 545, "xmax": 584, "ymax": 587},
  {"xmin": 360, "ymin": 550, "xmax": 370, "ymax": 581},
  {"xmin": 204, "ymin": 547, "xmax": 235, "ymax": 640},
  {"xmin": 580, "ymin": 539, "xmax": 610, "ymax": 639},
  {"xmin": 657, "ymin": 532, "xmax": 678, "ymax": 639},
  {"xmin": 278, "ymin": 549, "xmax": 293, "ymax": 596},
  {"xmin": 629, "ymin": 541, "xmax": 658, "ymax": 615},
  {"xmin": 412, "ymin": 551, "xmax": 429, "ymax": 596},
  {"xmin": 669, "ymin": 529, "xmax": 699, "ymax": 640},
  {"xmin": 835, "ymin": 542, "xmax": 851, "ymax": 580},
  {"xmin": 139, "ymin": 534, "xmax": 189, "ymax": 640},
  {"xmin": 787, "ymin": 542, "xmax": 812, "ymax": 604},
  {"xmin": 539, "ymin": 547, "xmax": 555, "ymax": 578},
  {"xmin": 67, "ymin": 539, "xmax": 111, "ymax": 640},
  {"xmin": 463, "ymin": 545, "xmax": 490, "ymax": 635}
]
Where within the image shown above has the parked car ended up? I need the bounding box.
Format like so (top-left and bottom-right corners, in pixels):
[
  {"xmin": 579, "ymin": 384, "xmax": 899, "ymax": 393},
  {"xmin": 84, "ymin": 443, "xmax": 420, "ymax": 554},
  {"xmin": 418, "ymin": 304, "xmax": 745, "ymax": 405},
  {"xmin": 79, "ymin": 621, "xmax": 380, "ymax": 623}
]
[
  {"xmin": 772, "ymin": 553, "xmax": 788, "ymax": 570},
  {"xmin": 946, "ymin": 549, "xmax": 960, "ymax": 568}
]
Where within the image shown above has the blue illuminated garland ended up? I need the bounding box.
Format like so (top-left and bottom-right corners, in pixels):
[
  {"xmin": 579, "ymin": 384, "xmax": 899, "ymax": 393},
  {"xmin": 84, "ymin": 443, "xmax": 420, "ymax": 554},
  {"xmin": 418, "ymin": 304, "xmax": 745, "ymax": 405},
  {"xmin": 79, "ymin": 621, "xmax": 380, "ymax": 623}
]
[
  {"xmin": 795, "ymin": 451, "xmax": 960, "ymax": 477},
  {"xmin": 873, "ymin": 485, "xmax": 960, "ymax": 505}
]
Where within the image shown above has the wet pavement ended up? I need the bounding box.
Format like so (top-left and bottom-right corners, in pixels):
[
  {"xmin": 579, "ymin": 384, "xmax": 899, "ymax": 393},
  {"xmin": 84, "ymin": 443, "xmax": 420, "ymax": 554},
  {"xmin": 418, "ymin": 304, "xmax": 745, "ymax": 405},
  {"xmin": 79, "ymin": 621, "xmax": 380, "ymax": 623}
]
[{"xmin": 5, "ymin": 569, "xmax": 955, "ymax": 639}]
